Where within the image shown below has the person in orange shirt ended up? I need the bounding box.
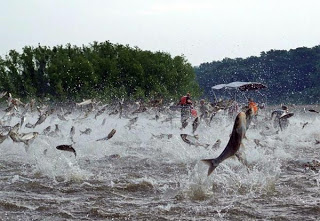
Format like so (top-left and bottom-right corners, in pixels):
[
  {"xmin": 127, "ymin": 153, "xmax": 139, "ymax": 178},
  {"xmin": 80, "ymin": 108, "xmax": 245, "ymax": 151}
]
[
  {"xmin": 248, "ymin": 98, "xmax": 258, "ymax": 115},
  {"xmin": 178, "ymin": 93, "xmax": 193, "ymax": 128}
]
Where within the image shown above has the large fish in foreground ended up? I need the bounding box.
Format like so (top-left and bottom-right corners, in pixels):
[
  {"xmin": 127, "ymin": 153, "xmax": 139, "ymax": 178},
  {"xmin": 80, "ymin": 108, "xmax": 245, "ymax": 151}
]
[{"xmin": 201, "ymin": 111, "xmax": 247, "ymax": 176}]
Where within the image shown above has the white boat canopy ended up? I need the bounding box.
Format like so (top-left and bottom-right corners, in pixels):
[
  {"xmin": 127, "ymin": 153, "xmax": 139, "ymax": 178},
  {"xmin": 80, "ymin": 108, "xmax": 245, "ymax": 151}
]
[{"xmin": 211, "ymin": 81, "xmax": 267, "ymax": 91}]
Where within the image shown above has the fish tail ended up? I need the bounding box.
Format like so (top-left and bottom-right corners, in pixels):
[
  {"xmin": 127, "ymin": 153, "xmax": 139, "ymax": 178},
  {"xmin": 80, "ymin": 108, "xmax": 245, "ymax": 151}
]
[{"xmin": 201, "ymin": 158, "xmax": 219, "ymax": 176}]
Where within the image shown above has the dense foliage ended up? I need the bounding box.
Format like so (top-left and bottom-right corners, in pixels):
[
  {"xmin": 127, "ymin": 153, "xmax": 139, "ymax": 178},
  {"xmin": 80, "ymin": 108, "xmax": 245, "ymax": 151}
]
[
  {"xmin": 195, "ymin": 46, "xmax": 320, "ymax": 104},
  {"xmin": 0, "ymin": 41, "xmax": 200, "ymax": 102}
]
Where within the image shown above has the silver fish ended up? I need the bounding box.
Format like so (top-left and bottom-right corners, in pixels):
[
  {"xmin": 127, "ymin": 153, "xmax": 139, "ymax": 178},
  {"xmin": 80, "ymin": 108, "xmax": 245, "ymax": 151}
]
[
  {"xmin": 202, "ymin": 111, "xmax": 248, "ymax": 176},
  {"xmin": 33, "ymin": 112, "xmax": 48, "ymax": 128},
  {"xmin": 9, "ymin": 130, "xmax": 38, "ymax": 145},
  {"xmin": 180, "ymin": 134, "xmax": 209, "ymax": 148},
  {"xmin": 19, "ymin": 132, "xmax": 38, "ymax": 142},
  {"xmin": 76, "ymin": 99, "xmax": 92, "ymax": 106},
  {"xmin": 96, "ymin": 129, "xmax": 116, "ymax": 141}
]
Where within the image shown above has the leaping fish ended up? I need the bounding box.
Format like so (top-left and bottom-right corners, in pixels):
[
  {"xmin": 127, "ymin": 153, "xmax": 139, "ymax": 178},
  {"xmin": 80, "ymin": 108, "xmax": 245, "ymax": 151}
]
[
  {"xmin": 180, "ymin": 134, "xmax": 210, "ymax": 148},
  {"xmin": 201, "ymin": 111, "xmax": 248, "ymax": 176},
  {"xmin": 9, "ymin": 128, "xmax": 38, "ymax": 145},
  {"xmin": 96, "ymin": 129, "xmax": 116, "ymax": 141},
  {"xmin": 18, "ymin": 132, "xmax": 39, "ymax": 144},
  {"xmin": 56, "ymin": 145, "xmax": 76, "ymax": 157},
  {"xmin": 76, "ymin": 99, "xmax": 93, "ymax": 106},
  {"xmin": 33, "ymin": 111, "xmax": 48, "ymax": 128},
  {"xmin": 308, "ymin": 109, "xmax": 319, "ymax": 114}
]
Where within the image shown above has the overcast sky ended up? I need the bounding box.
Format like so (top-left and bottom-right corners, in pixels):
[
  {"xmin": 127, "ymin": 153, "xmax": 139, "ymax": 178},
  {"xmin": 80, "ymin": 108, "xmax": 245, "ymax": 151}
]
[{"xmin": 1, "ymin": 0, "xmax": 320, "ymax": 66}]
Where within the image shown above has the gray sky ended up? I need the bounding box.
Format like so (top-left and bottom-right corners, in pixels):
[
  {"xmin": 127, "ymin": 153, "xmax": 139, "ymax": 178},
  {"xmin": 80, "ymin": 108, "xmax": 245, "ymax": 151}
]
[{"xmin": 1, "ymin": 0, "xmax": 320, "ymax": 66}]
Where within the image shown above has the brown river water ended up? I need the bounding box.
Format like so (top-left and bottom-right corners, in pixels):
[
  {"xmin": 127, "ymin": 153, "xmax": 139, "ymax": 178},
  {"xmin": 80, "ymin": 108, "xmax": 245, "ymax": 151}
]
[{"xmin": 0, "ymin": 104, "xmax": 319, "ymax": 220}]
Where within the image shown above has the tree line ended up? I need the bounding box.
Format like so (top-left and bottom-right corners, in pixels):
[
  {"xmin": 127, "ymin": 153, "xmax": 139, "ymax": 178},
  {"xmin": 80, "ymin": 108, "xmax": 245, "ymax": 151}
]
[
  {"xmin": 0, "ymin": 41, "xmax": 200, "ymax": 103},
  {"xmin": 195, "ymin": 46, "xmax": 320, "ymax": 104}
]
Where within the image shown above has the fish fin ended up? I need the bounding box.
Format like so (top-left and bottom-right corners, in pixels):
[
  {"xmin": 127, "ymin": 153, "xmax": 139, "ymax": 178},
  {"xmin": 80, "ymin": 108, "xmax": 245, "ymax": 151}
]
[
  {"xmin": 235, "ymin": 152, "xmax": 249, "ymax": 170},
  {"xmin": 201, "ymin": 159, "xmax": 218, "ymax": 176}
]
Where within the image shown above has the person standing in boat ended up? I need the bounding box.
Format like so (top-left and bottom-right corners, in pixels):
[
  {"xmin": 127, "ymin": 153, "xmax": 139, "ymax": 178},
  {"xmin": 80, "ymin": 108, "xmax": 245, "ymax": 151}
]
[{"xmin": 178, "ymin": 93, "xmax": 193, "ymax": 128}]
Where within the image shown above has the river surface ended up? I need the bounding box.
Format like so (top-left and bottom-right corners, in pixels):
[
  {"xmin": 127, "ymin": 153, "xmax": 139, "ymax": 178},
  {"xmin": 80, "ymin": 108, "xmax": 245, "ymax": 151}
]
[{"xmin": 0, "ymin": 104, "xmax": 319, "ymax": 220}]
